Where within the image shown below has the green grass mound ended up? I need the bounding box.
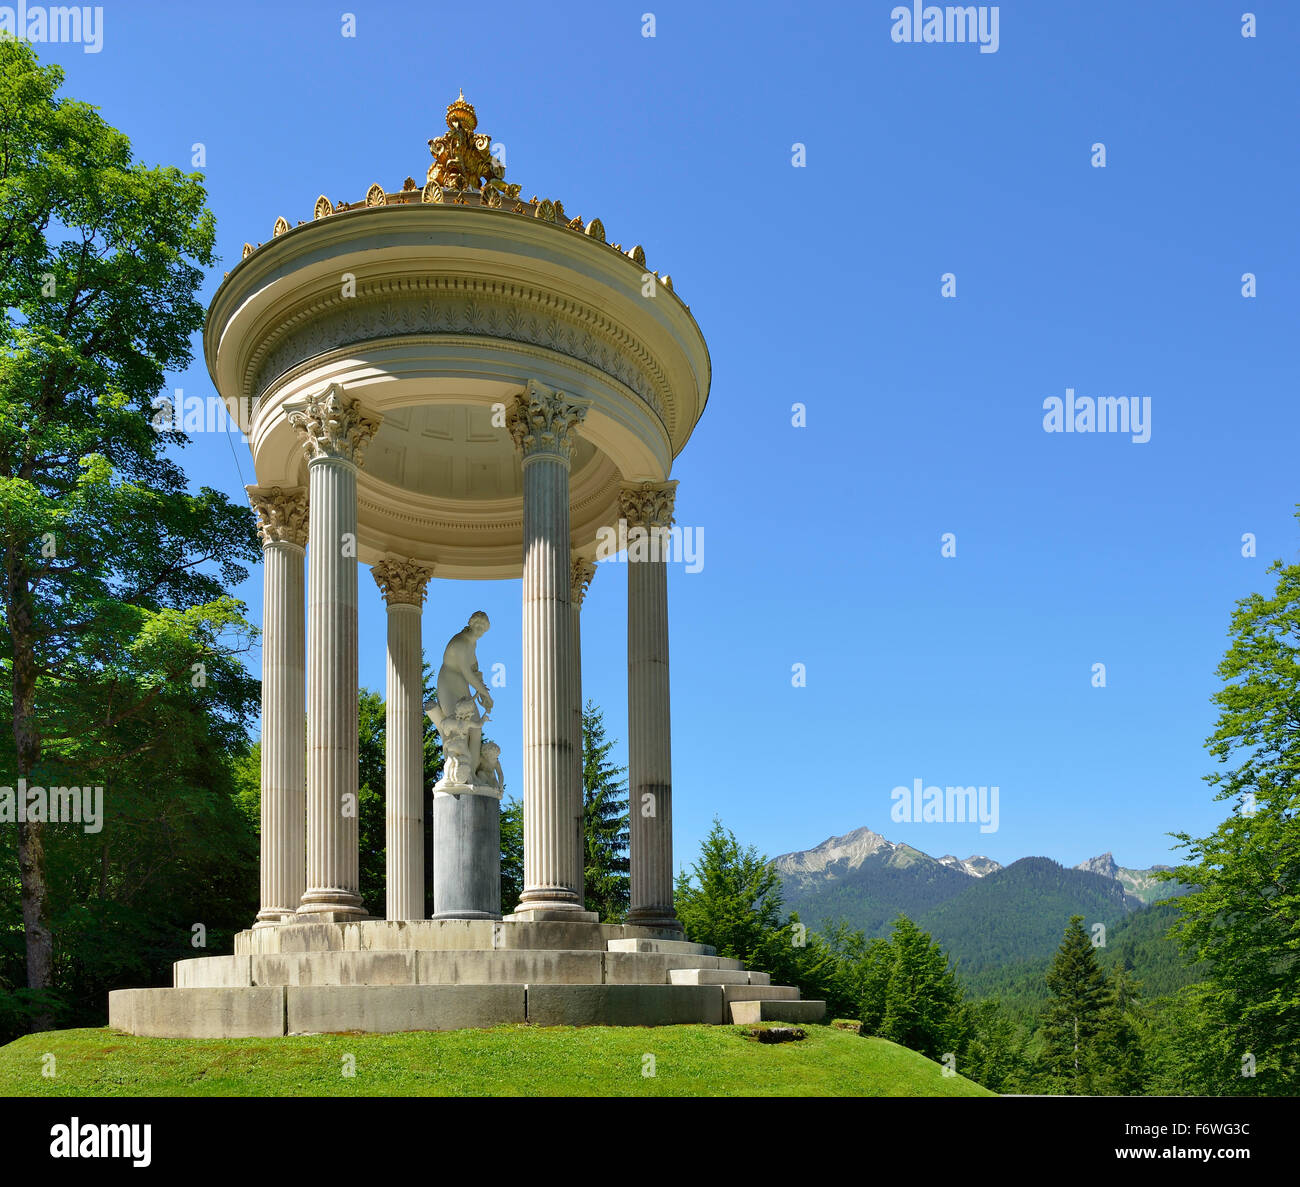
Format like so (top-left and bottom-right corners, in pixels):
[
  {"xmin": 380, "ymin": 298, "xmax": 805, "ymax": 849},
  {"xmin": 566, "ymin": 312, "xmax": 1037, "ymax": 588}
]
[{"xmin": 0, "ymin": 1024, "xmax": 995, "ymax": 1097}]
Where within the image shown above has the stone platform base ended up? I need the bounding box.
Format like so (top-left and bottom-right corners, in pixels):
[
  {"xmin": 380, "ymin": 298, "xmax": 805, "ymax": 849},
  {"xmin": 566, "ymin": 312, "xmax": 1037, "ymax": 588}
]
[{"xmin": 108, "ymin": 920, "xmax": 826, "ymax": 1037}]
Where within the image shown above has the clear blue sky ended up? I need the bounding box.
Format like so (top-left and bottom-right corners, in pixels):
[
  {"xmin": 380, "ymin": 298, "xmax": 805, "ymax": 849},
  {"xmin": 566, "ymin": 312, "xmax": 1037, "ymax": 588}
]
[{"xmin": 34, "ymin": 1, "xmax": 1300, "ymax": 873}]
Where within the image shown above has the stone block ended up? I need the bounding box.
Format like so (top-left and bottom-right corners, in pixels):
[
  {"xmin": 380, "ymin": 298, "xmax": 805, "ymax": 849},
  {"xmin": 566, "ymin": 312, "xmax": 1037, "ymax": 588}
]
[
  {"xmin": 492, "ymin": 920, "xmax": 608, "ymax": 951},
  {"xmin": 606, "ymin": 937, "xmax": 718, "ymax": 956},
  {"xmin": 109, "ymin": 987, "xmax": 286, "ymax": 1038},
  {"xmin": 272, "ymin": 921, "xmax": 345, "ymax": 954},
  {"xmin": 729, "ymin": 999, "xmax": 827, "ymax": 1025},
  {"xmin": 720, "ymin": 985, "xmax": 799, "ymax": 1008},
  {"xmin": 525, "ymin": 984, "xmax": 725, "ymax": 1027},
  {"xmin": 350, "ymin": 919, "xmax": 498, "ymax": 952},
  {"xmin": 603, "ymin": 952, "xmax": 721, "ymax": 984},
  {"xmin": 668, "ymin": 968, "xmax": 753, "ymax": 986},
  {"xmin": 417, "ymin": 949, "xmax": 603, "ymax": 985},
  {"xmin": 251, "ymin": 950, "xmax": 417, "ymax": 986},
  {"xmin": 286, "ymin": 985, "xmax": 526, "ymax": 1033},
  {"xmin": 504, "ymin": 908, "xmax": 600, "ymax": 924},
  {"xmin": 173, "ymin": 955, "xmax": 252, "ymax": 989}
]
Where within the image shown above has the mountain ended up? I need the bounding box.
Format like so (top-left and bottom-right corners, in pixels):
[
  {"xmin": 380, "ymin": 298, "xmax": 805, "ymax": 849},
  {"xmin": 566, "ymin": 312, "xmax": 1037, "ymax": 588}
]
[
  {"xmin": 916, "ymin": 857, "xmax": 1140, "ymax": 976},
  {"xmin": 772, "ymin": 826, "xmax": 1201, "ymax": 1012},
  {"xmin": 938, "ymin": 854, "xmax": 1002, "ymax": 878},
  {"xmin": 773, "ymin": 828, "xmax": 975, "ymax": 935},
  {"xmin": 1073, "ymin": 852, "xmax": 1187, "ymax": 905}
]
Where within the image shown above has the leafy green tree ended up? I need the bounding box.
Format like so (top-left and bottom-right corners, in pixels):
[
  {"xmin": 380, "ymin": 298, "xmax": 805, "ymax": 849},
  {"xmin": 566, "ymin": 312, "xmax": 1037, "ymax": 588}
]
[
  {"xmin": 0, "ymin": 40, "xmax": 255, "ymax": 1025},
  {"xmin": 499, "ymin": 798, "xmax": 524, "ymax": 916},
  {"xmin": 1041, "ymin": 915, "xmax": 1112, "ymax": 1093},
  {"xmin": 580, "ymin": 701, "xmax": 629, "ymax": 920},
  {"xmin": 1142, "ymin": 983, "xmax": 1239, "ymax": 1096},
  {"xmin": 956, "ymin": 999, "xmax": 1032, "ymax": 1094},
  {"xmin": 1166, "ymin": 532, "xmax": 1300, "ymax": 1095},
  {"xmin": 357, "ymin": 689, "xmax": 387, "ymax": 913}
]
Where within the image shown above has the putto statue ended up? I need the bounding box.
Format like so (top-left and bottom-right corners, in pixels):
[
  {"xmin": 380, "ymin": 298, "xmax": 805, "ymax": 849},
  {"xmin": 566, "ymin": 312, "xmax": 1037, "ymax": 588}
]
[{"xmin": 425, "ymin": 610, "xmax": 503, "ymax": 796}]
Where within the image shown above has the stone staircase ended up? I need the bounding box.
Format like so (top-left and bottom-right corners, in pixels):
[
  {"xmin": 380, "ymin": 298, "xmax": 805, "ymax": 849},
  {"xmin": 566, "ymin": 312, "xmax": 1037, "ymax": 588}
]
[{"xmin": 110, "ymin": 919, "xmax": 826, "ymax": 1037}]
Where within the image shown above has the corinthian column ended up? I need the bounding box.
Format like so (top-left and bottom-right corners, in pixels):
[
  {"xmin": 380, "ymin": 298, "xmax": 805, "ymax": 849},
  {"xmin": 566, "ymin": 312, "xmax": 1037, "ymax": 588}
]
[
  {"xmin": 505, "ymin": 381, "xmax": 595, "ymax": 919},
  {"xmin": 621, "ymin": 480, "xmax": 682, "ymax": 933},
  {"xmin": 571, "ymin": 556, "xmax": 596, "ymax": 906},
  {"xmin": 247, "ymin": 485, "xmax": 308, "ymax": 927},
  {"xmin": 286, "ymin": 384, "xmax": 381, "ymax": 918},
  {"xmin": 372, "ymin": 556, "xmax": 433, "ymax": 921}
]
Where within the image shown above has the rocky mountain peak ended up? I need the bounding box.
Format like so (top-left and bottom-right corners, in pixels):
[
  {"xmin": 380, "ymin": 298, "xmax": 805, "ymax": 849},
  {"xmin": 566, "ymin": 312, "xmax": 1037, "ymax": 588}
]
[{"xmin": 1075, "ymin": 852, "xmax": 1120, "ymax": 880}]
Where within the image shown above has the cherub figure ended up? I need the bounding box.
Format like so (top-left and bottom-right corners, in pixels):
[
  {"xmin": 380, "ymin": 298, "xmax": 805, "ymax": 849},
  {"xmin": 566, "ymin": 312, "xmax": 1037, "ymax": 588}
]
[
  {"xmin": 435, "ymin": 697, "xmax": 481, "ymax": 786},
  {"xmin": 474, "ymin": 739, "xmax": 505, "ymax": 795}
]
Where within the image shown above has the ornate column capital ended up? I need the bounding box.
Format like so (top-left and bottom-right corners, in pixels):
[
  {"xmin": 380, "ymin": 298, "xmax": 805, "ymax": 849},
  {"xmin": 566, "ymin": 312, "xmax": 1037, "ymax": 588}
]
[
  {"xmin": 618, "ymin": 480, "xmax": 678, "ymax": 529},
  {"xmin": 285, "ymin": 383, "xmax": 382, "ymax": 466},
  {"xmin": 506, "ymin": 380, "xmax": 589, "ymax": 463},
  {"xmin": 372, "ymin": 556, "xmax": 434, "ymax": 607},
  {"xmin": 247, "ymin": 485, "xmax": 309, "ymax": 548},
  {"xmin": 571, "ymin": 556, "xmax": 597, "ymax": 606}
]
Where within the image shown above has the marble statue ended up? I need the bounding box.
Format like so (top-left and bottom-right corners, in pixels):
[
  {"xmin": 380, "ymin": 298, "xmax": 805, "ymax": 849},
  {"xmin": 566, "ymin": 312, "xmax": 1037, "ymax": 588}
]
[
  {"xmin": 475, "ymin": 739, "xmax": 505, "ymax": 795},
  {"xmin": 424, "ymin": 611, "xmax": 500, "ymax": 794}
]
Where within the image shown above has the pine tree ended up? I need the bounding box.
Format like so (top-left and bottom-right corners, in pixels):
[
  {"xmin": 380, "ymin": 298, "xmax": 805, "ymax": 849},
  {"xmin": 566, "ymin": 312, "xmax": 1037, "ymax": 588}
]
[
  {"xmin": 1042, "ymin": 915, "xmax": 1113, "ymax": 1093},
  {"xmin": 880, "ymin": 915, "xmax": 964, "ymax": 1061},
  {"xmin": 675, "ymin": 819, "xmax": 785, "ymax": 963},
  {"xmin": 1090, "ymin": 962, "xmax": 1146, "ymax": 1095},
  {"xmin": 581, "ymin": 701, "xmax": 630, "ymax": 920}
]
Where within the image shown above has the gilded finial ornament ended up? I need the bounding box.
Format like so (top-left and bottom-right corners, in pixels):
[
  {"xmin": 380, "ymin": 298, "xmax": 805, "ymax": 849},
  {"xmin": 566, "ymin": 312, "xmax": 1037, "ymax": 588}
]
[
  {"xmin": 314, "ymin": 195, "xmax": 333, "ymax": 220},
  {"xmin": 365, "ymin": 183, "xmax": 386, "ymax": 207},
  {"xmin": 273, "ymin": 216, "xmax": 289, "ymax": 236},
  {"xmin": 427, "ymin": 92, "xmax": 522, "ymax": 198}
]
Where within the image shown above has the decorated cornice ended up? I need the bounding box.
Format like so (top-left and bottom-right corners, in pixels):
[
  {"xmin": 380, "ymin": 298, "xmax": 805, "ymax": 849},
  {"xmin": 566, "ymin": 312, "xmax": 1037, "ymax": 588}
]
[
  {"xmin": 507, "ymin": 381, "xmax": 589, "ymax": 463},
  {"xmin": 284, "ymin": 384, "xmax": 383, "ymax": 466},
  {"xmin": 246, "ymin": 277, "xmax": 669, "ymax": 424},
  {"xmin": 618, "ymin": 480, "xmax": 677, "ymax": 529},
  {"xmin": 246, "ymin": 484, "xmax": 308, "ymax": 548},
  {"xmin": 371, "ymin": 556, "xmax": 434, "ymax": 606},
  {"xmin": 571, "ymin": 557, "xmax": 597, "ymax": 606}
]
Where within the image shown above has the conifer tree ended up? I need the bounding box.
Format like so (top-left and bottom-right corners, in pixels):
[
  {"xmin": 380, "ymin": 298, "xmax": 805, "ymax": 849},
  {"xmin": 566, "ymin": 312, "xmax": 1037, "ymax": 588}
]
[
  {"xmin": 880, "ymin": 914, "xmax": 964, "ymax": 1061},
  {"xmin": 581, "ymin": 701, "xmax": 629, "ymax": 920},
  {"xmin": 1042, "ymin": 915, "xmax": 1112, "ymax": 1092}
]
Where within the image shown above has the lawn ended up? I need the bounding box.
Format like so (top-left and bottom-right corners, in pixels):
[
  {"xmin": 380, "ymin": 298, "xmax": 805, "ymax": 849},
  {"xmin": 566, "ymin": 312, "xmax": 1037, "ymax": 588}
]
[{"xmin": 0, "ymin": 1023, "xmax": 995, "ymax": 1097}]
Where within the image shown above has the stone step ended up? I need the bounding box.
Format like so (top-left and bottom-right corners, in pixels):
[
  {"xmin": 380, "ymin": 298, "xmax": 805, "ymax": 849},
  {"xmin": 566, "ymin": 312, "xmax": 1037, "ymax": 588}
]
[
  {"xmin": 236, "ymin": 918, "xmax": 698, "ymax": 957},
  {"xmin": 606, "ymin": 938, "xmax": 717, "ymax": 957},
  {"xmin": 720, "ymin": 985, "xmax": 799, "ymax": 1008},
  {"xmin": 668, "ymin": 968, "xmax": 771, "ymax": 986},
  {"xmin": 730, "ymin": 999, "xmax": 828, "ymax": 1025},
  {"xmin": 111, "ymin": 981, "xmax": 743, "ymax": 1037},
  {"xmin": 175, "ymin": 948, "xmax": 737, "ymax": 989}
]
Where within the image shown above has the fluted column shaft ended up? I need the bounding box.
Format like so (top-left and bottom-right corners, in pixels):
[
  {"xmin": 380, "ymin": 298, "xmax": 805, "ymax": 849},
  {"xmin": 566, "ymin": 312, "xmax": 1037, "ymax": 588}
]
[
  {"xmin": 571, "ymin": 558, "xmax": 596, "ymax": 906},
  {"xmin": 508, "ymin": 383, "xmax": 590, "ymax": 916},
  {"xmin": 248, "ymin": 486, "xmax": 308, "ymax": 926},
  {"xmin": 373, "ymin": 558, "xmax": 432, "ymax": 921},
  {"xmin": 623, "ymin": 482, "xmax": 682, "ymax": 932},
  {"xmin": 287, "ymin": 386, "xmax": 380, "ymax": 917}
]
